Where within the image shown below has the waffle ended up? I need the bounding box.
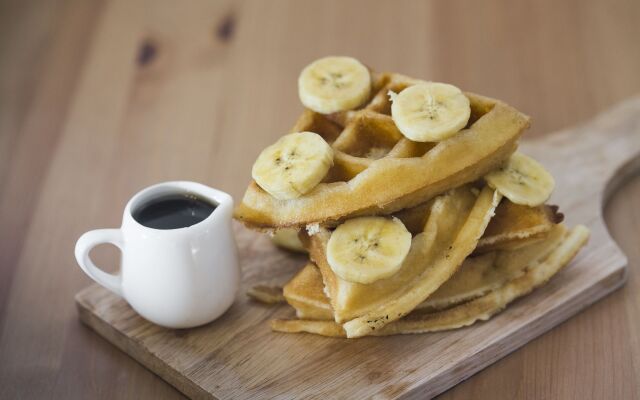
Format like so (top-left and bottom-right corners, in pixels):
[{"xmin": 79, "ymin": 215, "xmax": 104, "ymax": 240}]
[
  {"xmin": 248, "ymin": 199, "xmax": 565, "ymax": 314},
  {"xmin": 304, "ymin": 184, "xmax": 501, "ymax": 337},
  {"xmin": 281, "ymin": 223, "xmax": 566, "ymax": 320},
  {"xmin": 477, "ymin": 202, "xmax": 563, "ymax": 253},
  {"xmin": 240, "ymin": 59, "xmax": 587, "ymax": 338},
  {"xmin": 282, "ymin": 256, "xmax": 493, "ymax": 321},
  {"xmin": 394, "ymin": 196, "xmax": 563, "ymax": 254},
  {"xmin": 282, "ymin": 264, "xmax": 333, "ymax": 320},
  {"xmin": 234, "ymin": 73, "xmax": 530, "ymax": 229},
  {"xmin": 272, "ymin": 224, "xmax": 589, "ymax": 337}
]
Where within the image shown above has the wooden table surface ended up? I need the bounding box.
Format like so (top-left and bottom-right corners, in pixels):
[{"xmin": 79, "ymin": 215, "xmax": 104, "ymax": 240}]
[{"xmin": 1, "ymin": 0, "xmax": 639, "ymax": 398}]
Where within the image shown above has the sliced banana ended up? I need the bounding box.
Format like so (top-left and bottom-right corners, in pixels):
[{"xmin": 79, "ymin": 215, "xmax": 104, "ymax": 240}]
[
  {"xmin": 389, "ymin": 82, "xmax": 470, "ymax": 142},
  {"xmin": 327, "ymin": 217, "xmax": 412, "ymax": 284},
  {"xmin": 252, "ymin": 132, "xmax": 333, "ymax": 200},
  {"xmin": 271, "ymin": 228, "xmax": 306, "ymax": 253},
  {"xmin": 485, "ymin": 152, "xmax": 555, "ymax": 207},
  {"xmin": 298, "ymin": 56, "xmax": 371, "ymax": 114}
]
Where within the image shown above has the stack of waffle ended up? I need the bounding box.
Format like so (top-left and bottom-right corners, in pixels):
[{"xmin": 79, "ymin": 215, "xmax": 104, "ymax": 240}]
[{"xmin": 235, "ymin": 56, "xmax": 589, "ymax": 338}]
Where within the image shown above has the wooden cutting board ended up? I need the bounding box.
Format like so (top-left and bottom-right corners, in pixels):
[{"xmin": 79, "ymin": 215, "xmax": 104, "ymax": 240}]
[{"xmin": 76, "ymin": 97, "xmax": 640, "ymax": 400}]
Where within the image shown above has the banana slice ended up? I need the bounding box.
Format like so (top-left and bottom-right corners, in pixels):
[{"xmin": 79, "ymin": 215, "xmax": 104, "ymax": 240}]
[
  {"xmin": 327, "ymin": 217, "xmax": 412, "ymax": 284},
  {"xmin": 271, "ymin": 228, "xmax": 306, "ymax": 253},
  {"xmin": 252, "ymin": 132, "xmax": 333, "ymax": 200},
  {"xmin": 485, "ymin": 152, "xmax": 555, "ymax": 207},
  {"xmin": 389, "ymin": 82, "xmax": 470, "ymax": 142},
  {"xmin": 298, "ymin": 56, "xmax": 371, "ymax": 114}
]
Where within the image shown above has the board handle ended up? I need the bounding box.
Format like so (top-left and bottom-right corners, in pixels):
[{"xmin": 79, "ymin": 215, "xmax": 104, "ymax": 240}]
[
  {"xmin": 603, "ymin": 143, "xmax": 640, "ymax": 205},
  {"xmin": 584, "ymin": 96, "xmax": 640, "ymax": 202},
  {"xmin": 525, "ymin": 95, "xmax": 640, "ymax": 205}
]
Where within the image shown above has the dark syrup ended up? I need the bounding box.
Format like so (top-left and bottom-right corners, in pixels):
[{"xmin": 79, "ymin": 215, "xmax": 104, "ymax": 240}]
[{"xmin": 133, "ymin": 193, "xmax": 217, "ymax": 230}]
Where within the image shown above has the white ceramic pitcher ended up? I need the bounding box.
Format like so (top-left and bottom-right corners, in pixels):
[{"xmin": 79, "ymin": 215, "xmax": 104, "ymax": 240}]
[{"xmin": 75, "ymin": 181, "xmax": 240, "ymax": 328}]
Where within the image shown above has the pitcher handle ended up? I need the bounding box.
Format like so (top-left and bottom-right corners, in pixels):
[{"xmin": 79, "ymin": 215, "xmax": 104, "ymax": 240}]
[{"xmin": 75, "ymin": 229, "xmax": 124, "ymax": 296}]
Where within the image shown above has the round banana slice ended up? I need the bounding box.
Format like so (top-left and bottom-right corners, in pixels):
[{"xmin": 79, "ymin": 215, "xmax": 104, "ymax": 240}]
[
  {"xmin": 389, "ymin": 82, "xmax": 470, "ymax": 142},
  {"xmin": 271, "ymin": 228, "xmax": 306, "ymax": 253},
  {"xmin": 327, "ymin": 217, "xmax": 412, "ymax": 284},
  {"xmin": 298, "ymin": 56, "xmax": 371, "ymax": 114},
  {"xmin": 485, "ymin": 152, "xmax": 555, "ymax": 207},
  {"xmin": 252, "ymin": 132, "xmax": 334, "ymax": 200}
]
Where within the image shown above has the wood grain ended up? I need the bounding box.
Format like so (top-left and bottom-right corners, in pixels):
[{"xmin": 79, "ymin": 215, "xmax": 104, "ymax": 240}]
[
  {"xmin": 75, "ymin": 97, "xmax": 639, "ymax": 399},
  {"xmin": 1, "ymin": 0, "xmax": 640, "ymax": 398}
]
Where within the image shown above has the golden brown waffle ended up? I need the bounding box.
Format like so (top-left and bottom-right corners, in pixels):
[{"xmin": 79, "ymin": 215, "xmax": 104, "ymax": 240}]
[
  {"xmin": 234, "ymin": 73, "xmax": 530, "ymax": 229},
  {"xmin": 304, "ymin": 185, "xmax": 501, "ymax": 337},
  {"xmin": 250, "ymin": 200, "xmax": 565, "ymax": 314},
  {"xmin": 283, "ymin": 265, "xmax": 333, "ymax": 320},
  {"xmin": 272, "ymin": 224, "xmax": 589, "ymax": 337},
  {"xmin": 394, "ymin": 197, "xmax": 563, "ymax": 253},
  {"xmin": 478, "ymin": 202, "xmax": 563, "ymax": 253},
  {"xmin": 282, "ymin": 224, "xmax": 567, "ymax": 321}
]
